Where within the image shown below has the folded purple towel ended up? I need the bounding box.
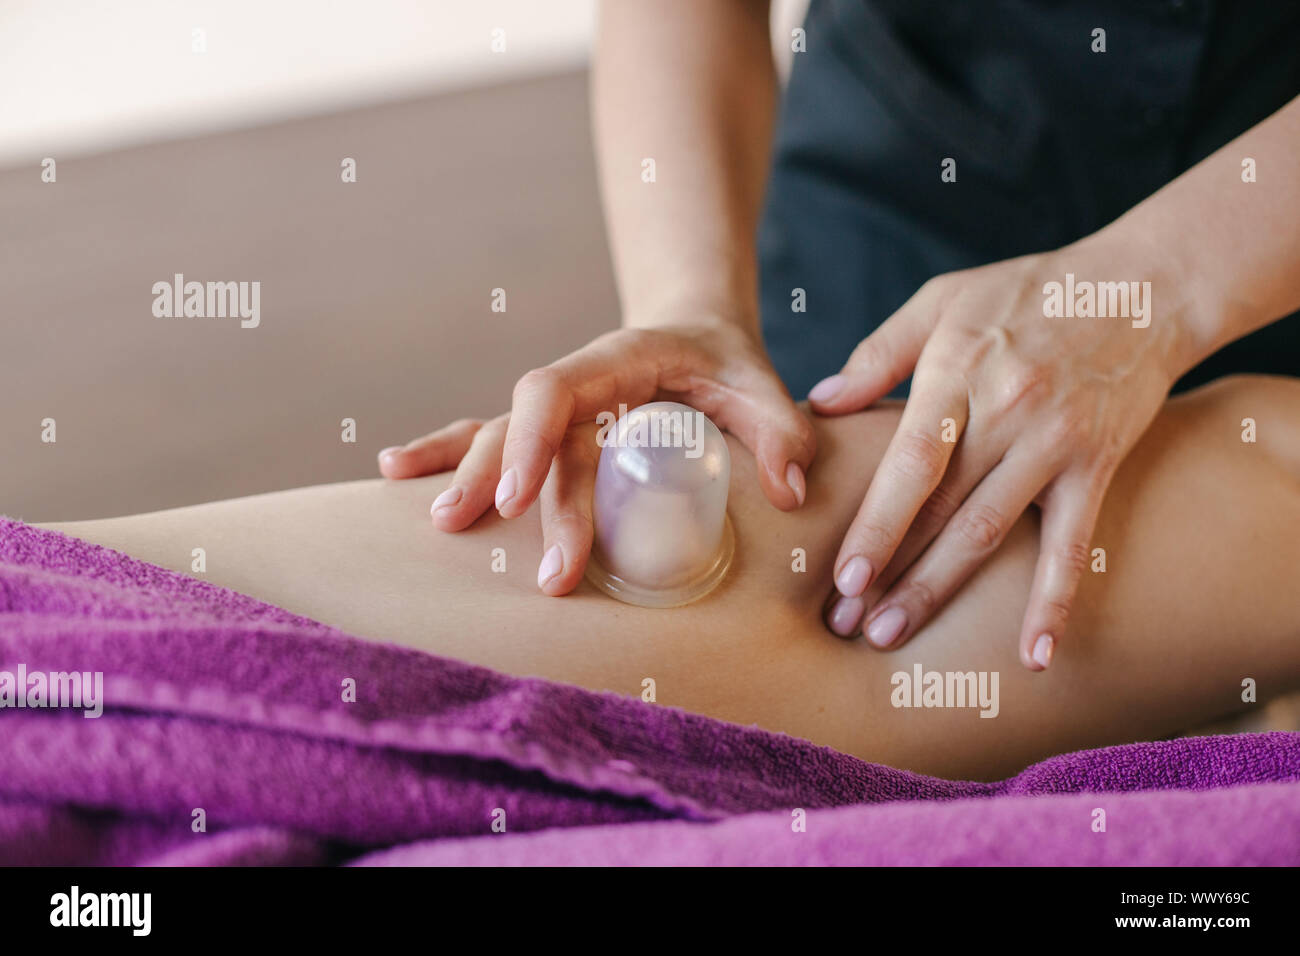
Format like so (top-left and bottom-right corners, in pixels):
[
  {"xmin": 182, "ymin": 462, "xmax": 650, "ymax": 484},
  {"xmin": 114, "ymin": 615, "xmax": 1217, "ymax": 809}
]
[
  {"xmin": 354, "ymin": 782, "xmax": 1300, "ymax": 866},
  {"xmin": 3, "ymin": 517, "xmax": 1298, "ymax": 865}
]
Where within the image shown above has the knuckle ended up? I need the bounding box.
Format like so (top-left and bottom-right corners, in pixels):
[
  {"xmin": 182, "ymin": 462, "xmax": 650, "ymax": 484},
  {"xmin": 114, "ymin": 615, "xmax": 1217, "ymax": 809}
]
[
  {"xmin": 1044, "ymin": 410, "xmax": 1094, "ymax": 450},
  {"xmin": 1055, "ymin": 540, "xmax": 1092, "ymax": 579},
  {"xmin": 916, "ymin": 482, "xmax": 963, "ymax": 527},
  {"xmin": 889, "ymin": 429, "xmax": 949, "ymax": 484},
  {"xmin": 514, "ymin": 365, "xmax": 563, "ymax": 399},
  {"xmin": 1039, "ymin": 593, "xmax": 1074, "ymax": 623},
  {"xmin": 1082, "ymin": 464, "xmax": 1118, "ymax": 504},
  {"xmin": 548, "ymin": 509, "xmax": 594, "ymax": 540},
  {"xmin": 850, "ymin": 519, "xmax": 896, "ymax": 558},
  {"xmin": 953, "ymin": 503, "xmax": 1006, "ymax": 553},
  {"xmin": 926, "ymin": 340, "xmax": 971, "ymax": 377},
  {"xmin": 997, "ymin": 363, "xmax": 1051, "ymax": 413},
  {"xmin": 789, "ymin": 415, "xmax": 818, "ymax": 457},
  {"xmin": 900, "ymin": 578, "xmax": 939, "ymax": 617},
  {"xmin": 848, "ymin": 335, "xmax": 887, "ymax": 371},
  {"xmin": 511, "ymin": 419, "xmax": 561, "ymax": 459},
  {"xmin": 1092, "ymin": 451, "xmax": 1121, "ymax": 481},
  {"xmin": 1089, "ymin": 438, "xmax": 1125, "ymax": 481},
  {"xmin": 919, "ymin": 274, "xmax": 954, "ymax": 306},
  {"xmin": 475, "ymin": 415, "xmax": 509, "ymax": 443}
]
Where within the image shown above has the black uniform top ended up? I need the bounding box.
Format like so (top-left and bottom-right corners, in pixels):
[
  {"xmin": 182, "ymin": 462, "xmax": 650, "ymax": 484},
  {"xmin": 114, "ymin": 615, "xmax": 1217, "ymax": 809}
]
[{"xmin": 759, "ymin": 0, "xmax": 1300, "ymax": 398}]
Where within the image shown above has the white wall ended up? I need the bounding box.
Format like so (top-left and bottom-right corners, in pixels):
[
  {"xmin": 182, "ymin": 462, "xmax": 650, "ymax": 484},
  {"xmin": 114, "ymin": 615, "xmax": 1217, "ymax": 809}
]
[
  {"xmin": 0, "ymin": 0, "xmax": 596, "ymax": 165},
  {"xmin": 0, "ymin": 0, "xmax": 809, "ymax": 166}
]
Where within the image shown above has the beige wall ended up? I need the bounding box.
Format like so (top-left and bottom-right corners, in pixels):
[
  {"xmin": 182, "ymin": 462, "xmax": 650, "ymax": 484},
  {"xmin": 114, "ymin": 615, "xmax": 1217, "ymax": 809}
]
[
  {"xmin": 1, "ymin": 72, "xmax": 619, "ymax": 521},
  {"xmin": 1, "ymin": 1, "xmax": 813, "ymax": 521},
  {"xmin": 0, "ymin": 0, "xmax": 809, "ymax": 166},
  {"xmin": 0, "ymin": 0, "xmax": 596, "ymax": 166}
]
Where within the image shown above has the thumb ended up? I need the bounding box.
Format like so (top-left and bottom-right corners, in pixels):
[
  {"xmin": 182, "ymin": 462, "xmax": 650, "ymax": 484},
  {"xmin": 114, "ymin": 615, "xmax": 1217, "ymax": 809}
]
[{"xmin": 808, "ymin": 284, "xmax": 938, "ymax": 413}]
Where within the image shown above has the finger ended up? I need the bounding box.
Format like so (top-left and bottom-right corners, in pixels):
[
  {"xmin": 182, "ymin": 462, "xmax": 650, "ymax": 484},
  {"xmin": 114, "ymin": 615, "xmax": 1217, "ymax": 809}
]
[
  {"xmin": 856, "ymin": 420, "xmax": 1001, "ymax": 607},
  {"xmin": 807, "ymin": 283, "xmax": 940, "ymax": 413},
  {"xmin": 1018, "ymin": 467, "xmax": 1112, "ymax": 671},
  {"xmin": 378, "ymin": 419, "xmax": 483, "ymax": 479},
  {"xmin": 431, "ymin": 414, "xmax": 510, "ymax": 531},
  {"xmin": 825, "ymin": 594, "xmax": 868, "ymax": 639},
  {"xmin": 862, "ymin": 455, "xmax": 1048, "ymax": 650},
  {"xmin": 688, "ymin": 366, "xmax": 816, "ymax": 511},
  {"xmin": 496, "ymin": 332, "xmax": 664, "ymax": 519},
  {"xmin": 832, "ymin": 372, "xmax": 969, "ymax": 599},
  {"xmin": 537, "ymin": 424, "xmax": 601, "ymax": 596}
]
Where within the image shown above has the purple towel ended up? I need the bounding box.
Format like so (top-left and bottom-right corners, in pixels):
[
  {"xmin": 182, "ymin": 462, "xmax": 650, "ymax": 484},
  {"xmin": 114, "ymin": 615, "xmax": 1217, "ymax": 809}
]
[{"xmin": 2, "ymin": 516, "xmax": 1298, "ymax": 866}]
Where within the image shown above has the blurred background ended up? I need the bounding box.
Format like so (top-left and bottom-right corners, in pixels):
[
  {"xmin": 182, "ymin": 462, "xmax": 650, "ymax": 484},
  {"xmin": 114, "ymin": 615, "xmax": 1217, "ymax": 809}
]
[{"xmin": 1, "ymin": 0, "xmax": 807, "ymax": 521}]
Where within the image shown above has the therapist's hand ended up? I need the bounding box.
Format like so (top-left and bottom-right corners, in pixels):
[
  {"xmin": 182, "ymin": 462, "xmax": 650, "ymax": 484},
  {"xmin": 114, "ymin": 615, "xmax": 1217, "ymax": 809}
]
[
  {"xmin": 378, "ymin": 316, "xmax": 815, "ymax": 596},
  {"xmin": 813, "ymin": 238, "xmax": 1191, "ymax": 670}
]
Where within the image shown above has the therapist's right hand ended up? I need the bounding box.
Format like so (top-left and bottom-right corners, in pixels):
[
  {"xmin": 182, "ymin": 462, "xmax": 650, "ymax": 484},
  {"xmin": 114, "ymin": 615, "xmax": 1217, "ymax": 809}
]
[{"xmin": 377, "ymin": 317, "xmax": 816, "ymax": 596}]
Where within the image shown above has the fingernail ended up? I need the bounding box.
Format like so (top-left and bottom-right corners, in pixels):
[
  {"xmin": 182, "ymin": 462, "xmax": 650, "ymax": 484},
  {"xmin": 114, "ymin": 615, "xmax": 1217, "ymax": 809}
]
[
  {"xmin": 1032, "ymin": 633, "xmax": 1054, "ymax": 670},
  {"xmin": 827, "ymin": 596, "xmax": 865, "ymax": 637},
  {"xmin": 537, "ymin": 544, "xmax": 564, "ymax": 589},
  {"xmin": 808, "ymin": 374, "xmax": 845, "ymax": 403},
  {"xmin": 378, "ymin": 446, "xmax": 402, "ymax": 465},
  {"xmin": 866, "ymin": 606, "xmax": 907, "ymax": 648},
  {"xmin": 785, "ymin": 461, "xmax": 806, "ymax": 507},
  {"xmin": 835, "ymin": 555, "xmax": 873, "ymax": 598},
  {"xmin": 431, "ymin": 486, "xmax": 462, "ymax": 514},
  {"xmin": 495, "ymin": 468, "xmax": 518, "ymax": 512}
]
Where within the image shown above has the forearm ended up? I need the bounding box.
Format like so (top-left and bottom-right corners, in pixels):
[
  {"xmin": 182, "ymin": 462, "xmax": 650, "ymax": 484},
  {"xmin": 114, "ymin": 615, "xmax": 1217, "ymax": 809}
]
[
  {"xmin": 1098, "ymin": 94, "xmax": 1300, "ymax": 371},
  {"xmin": 592, "ymin": 0, "xmax": 774, "ymax": 337}
]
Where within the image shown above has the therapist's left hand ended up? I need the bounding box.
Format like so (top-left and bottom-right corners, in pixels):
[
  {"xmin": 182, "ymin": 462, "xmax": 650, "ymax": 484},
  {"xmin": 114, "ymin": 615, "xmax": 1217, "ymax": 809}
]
[{"xmin": 812, "ymin": 236, "xmax": 1192, "ymax": 670}]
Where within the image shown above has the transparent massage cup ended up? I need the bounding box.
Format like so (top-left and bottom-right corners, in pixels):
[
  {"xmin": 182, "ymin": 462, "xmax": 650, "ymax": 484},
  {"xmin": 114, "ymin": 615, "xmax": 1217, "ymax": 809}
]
[{"xmin": 585, "ymin": 402, "xmax": 735, "ymax": 608}]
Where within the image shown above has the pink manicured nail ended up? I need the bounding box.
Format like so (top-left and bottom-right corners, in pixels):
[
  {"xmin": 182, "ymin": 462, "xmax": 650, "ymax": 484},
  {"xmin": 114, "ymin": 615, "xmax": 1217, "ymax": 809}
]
[
  {"xmin": 495, "ymin": 468, "xmax": 518, "ymax": 512},
  {"xmin": 808, "ymin": 374, "xmax": 845, "ymax": 403},
  {"xmin": 866, "ymin": 606, "xmax": 907, "ymax": 648},
  {"xmin": 537, "ymin": 544, "xmax": 564, "ymax": 589},
  {"xmin": 431, "ymin": 486, "xmax": 462, "ymax": 514},
  {"xmin": 1032, "ymin": 633, "xmax": 1055, "ymax": 670},
  {"xmin": 378, "ymin": 446, "xmax": 401, "ymax": 465},
  {"xmin": 786, "ymin": 462, "xmax": 806, "ymax": 507},
  {"xmin": 827, "ymin": 596, "xmax": 865, "ymax": 637},
  {"xmin": 835, "ymin": 555, "xmax": 873, "ymax": 598}
]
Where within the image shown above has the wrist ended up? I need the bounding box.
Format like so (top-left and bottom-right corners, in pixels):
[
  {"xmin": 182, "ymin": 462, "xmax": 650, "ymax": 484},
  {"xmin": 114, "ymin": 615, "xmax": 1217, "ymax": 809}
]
[
  {"xmin": 1062, "ymin": 226, "xmax": 1220, "ymax": 383},
  {"xmin": 622, "ymin": 290, "xmax": 761, "ymax": 341}
]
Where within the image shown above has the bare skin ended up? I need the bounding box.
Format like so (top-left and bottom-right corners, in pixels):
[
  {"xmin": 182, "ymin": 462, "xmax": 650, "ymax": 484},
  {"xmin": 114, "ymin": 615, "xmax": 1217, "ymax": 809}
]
[
  {"xmin": 44, "ymin": 376, "xmax": 1300, "ymax": 780},
  {"xmin": 381, "ymin": 2, "xmax": 1300, "ymax": 672}
]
